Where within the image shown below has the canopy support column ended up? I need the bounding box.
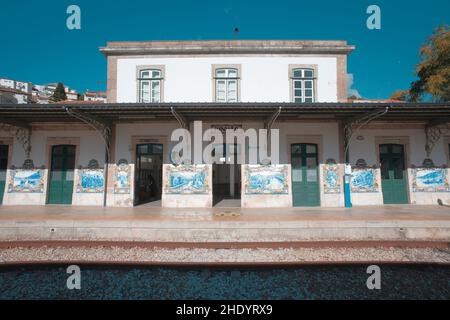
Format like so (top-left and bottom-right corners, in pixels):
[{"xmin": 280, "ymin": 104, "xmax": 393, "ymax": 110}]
[{"xmin": 64, "ymin": 106, "xmax": 112, "ymax": 207}]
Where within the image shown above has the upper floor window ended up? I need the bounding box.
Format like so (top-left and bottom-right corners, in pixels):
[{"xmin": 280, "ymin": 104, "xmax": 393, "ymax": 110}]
[
  {"xmin": 215, "ymin": 68, "xmax": 239, "ymax": 102},
  {"xmin": 138, "ymin": 69, "xmax": 162, "ymax": 103},
  {"xmin": 292, "ymin": 68, "xmax": 315, "ymax": 103}
]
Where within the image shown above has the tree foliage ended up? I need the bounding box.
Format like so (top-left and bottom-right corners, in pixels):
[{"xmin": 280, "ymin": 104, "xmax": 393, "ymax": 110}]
[
  {"xmin": 410, "ymin": 25, "xmax": 450, "ymax": 102},
  {"xmin": 389, "ymin": 89, "xmax": 410, "ymax": 101},
  {"xmin": 50, "ymin": 82, "xmax": 67, "ymax": 102}
]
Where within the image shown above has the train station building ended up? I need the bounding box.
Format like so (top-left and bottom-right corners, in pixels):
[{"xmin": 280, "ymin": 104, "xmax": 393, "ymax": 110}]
[{"xmin": 1, "ymin": 40, "xmax": 450, "ymax": 209}]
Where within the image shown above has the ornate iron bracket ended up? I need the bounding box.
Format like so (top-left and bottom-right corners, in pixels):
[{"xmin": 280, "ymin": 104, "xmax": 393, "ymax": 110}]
[
  {"xmin": 424, "ymin": 120, "xmax": 450, "ymax": 157},
  {"xmin": 64, "ymin": 106, "xmax": 112, "ymax": 162},
  {"xmin": 264, "ymin": 106, "xmax": 282, "ymax": 144},
  {"xmin": 343, "ymin": 106, "xmax": 389, "ymax": 162},
  {"xmin": 0, "ymin": 121, "xmax": 31, "ymax": 158},
  {"xmin": 264, "ymin": 106, "xmax": 282, "ymax": 130},
  {"xmin": 171, "ymin": 107, "xmax": 189, "ymax": 129}
]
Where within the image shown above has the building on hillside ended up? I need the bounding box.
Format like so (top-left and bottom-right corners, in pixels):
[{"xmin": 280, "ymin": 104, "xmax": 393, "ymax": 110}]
[
  {"xmin": 32, "ymin": 83, "xmax": 79, "ymax": 102},
  {"xmin": 84, "ymin": 90, "xmax": 107, "ymax": 103},
  {"xmin": 0, "ymin": 78, "xmax": 32, "ymax": 104},
  {"xmin": 0, "ymin": 40, "xmax": 450, "ymax": 209},
  {"xmin": 0, "ymin": 87, "xmax": 32, "ymax": 104}
]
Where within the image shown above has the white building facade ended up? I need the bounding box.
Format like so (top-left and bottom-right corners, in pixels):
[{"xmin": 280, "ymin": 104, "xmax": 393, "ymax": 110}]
[{"xmin": 1, "ymin": 40, "xmax": 450, "ymax": 209}]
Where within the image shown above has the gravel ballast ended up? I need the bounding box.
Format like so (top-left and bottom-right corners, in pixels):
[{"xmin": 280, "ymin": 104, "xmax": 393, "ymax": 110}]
[{"xmin": 1, "ymin": 246, "xmax": 449, "ymax": 264}]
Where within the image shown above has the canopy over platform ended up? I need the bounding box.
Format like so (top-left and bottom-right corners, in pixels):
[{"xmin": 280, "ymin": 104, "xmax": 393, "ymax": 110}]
[{"xmin": 0, "ymin": 102, "xmax": 450, "ymax": 124}]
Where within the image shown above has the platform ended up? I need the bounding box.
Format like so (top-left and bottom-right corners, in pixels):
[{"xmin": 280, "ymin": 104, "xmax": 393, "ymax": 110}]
[{"xmin": 0, "ymin": 205, "xmax": 449, "ymax": 243}]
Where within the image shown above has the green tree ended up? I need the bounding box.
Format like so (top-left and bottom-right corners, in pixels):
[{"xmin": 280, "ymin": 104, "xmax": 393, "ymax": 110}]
[
  {"xmin": 410, "ymin": 25, "xmax": 450, "ymax": 102},
  {"xmin": 50, "ymin": 82, "xmax": 67, "ymax": 102}
]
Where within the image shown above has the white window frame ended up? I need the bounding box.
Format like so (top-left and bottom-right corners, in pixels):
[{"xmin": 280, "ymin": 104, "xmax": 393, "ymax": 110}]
[
  {"xmin": 215, "ymin": 68, "xmax": 239, "ymax": 102},
  {"xmin": 138, "ymin": 69, "xmax": 162, "ymax": 103},
  {"xmin": 292, "ymin": 68, "xmax": 315, "ymax": 103}
]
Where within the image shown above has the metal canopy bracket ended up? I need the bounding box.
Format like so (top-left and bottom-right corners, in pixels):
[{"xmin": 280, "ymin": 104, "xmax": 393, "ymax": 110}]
[
  {"xmin": 64, "ymin": 106, "xmax": 112, "ymax": 162},
  {"xmin": 171, "ymin": 106, "xmax": 189, "ymax": 129},
  {"xmin": 0, "ymin": 121, "xmax": 32, "ymax": 158},
  {"xmin": 264, "ymin": 106, "xmax": 282, "ymax": 130},
  {"xmin": 425, "ymin": 119, "xmax": 450, "ymax": 157},
  {"xmin": 343, "ymin": 106, "xmax": 389, "ymax": 162}
]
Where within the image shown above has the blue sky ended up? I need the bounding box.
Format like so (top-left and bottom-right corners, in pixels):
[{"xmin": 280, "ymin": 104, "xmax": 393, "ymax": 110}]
[{"xmin": 0, "ymin": 0, "xmax": 448, "ymax": 99}]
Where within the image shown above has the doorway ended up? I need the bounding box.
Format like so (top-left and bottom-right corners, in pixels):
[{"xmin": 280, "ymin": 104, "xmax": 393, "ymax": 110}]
[
  {"xmin": 291, "ymin": 143, "xmax": 320, "ymax": 206},
  {"xmin": 380, "ymin": 143, "xmax": 409, "ymax": 204},
  {"xmin": 135, "ymin": 143, "xmax": 163, "ymax": 205},
  {"xmin": 213, "ymin": 143, "xmax": 241, "ymax": 207},
  {"xmin": 47, "ymin": 145, "xmax": 76, "ymax": 204},
  {"xmin": 0, "ymin": 145, "xmax": 8, "ymax": 204}
]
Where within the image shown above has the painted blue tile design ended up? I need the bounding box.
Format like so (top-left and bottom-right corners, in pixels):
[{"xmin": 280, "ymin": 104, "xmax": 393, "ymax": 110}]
[
  {"xmin": 8, "ymin": 169, "xmax": 44, "ymax": 193},
  {"xmin": 323, "ymin": 164, "xmax": 340, "ymax": 194},
  {"xmin": 165, "ymin": 165, "xmax": 209, "ymax": 194},
  {"xmin": 245, "ymin": 165, "xmax": 288, "ymax": 194},
  {"xmin": 77, "ymin": 169, "xmax": 104, "ymax": 193},
  {"xmin": 350, "ymin": 168, "xmax": 379, "ymax": 193},
  {"xmin": 114, "ymin": 165, "xmax": 131, "ymax": 194},
  {"xmin": 413, "ymin": 168, "xmax": 450, "ymax": 192}
]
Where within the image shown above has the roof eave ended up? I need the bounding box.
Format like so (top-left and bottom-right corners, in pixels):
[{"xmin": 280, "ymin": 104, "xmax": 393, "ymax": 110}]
[{"xmin": 99, "ymin": 45, "xmax": 355, "ymax": 57}]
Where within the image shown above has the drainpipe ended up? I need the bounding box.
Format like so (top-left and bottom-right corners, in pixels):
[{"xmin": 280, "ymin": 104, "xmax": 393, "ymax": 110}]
[
  {"xmin": 103, "ymin": 144, "xmax": 109, "ymax": 207},
  {"xmin": 344, "ymin": 165, "xmax": 352, "ymax": 208},
  {"xmin": 343, "ymin": 142, "xmax": 352, "ymax": 208}
]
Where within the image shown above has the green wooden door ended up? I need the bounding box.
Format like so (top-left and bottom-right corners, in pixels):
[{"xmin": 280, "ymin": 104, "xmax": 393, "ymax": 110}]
[
  {"xmin": 291, "ymin": 143, "xmax": 320, "ymax": 206},
  {"xmin": 0, "ymin": 145, "xmax": 8, "ymax": 205},
  {"xmin": 47, "ymin": 145, "xmax": 76, "ymax": 204},
  {"xmin": 380, "ymin": 144, "xmax": 409, "ymax": 204}
]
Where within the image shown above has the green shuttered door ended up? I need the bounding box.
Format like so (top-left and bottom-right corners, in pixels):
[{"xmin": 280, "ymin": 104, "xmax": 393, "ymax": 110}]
[
  {"xmin": 0, "ymin": 145, "xmax": 8, "ymax": 204},
  {"xmin": 380, "ymin": 144, "xmax": 409, "ymax": 204},
  {"xmin": 47, "ymin": 145, "xmax": 75, "ymax": 204},
  {"xmin": 291, "ymin": 143, "xmax": 320, "ymax": 206}
]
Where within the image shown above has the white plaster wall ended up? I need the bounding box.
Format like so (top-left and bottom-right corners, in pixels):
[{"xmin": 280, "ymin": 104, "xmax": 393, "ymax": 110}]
[
  {"xmin": 115, "ymin": 122, "xmax": 180, "ymax": 164},
  {"xmin": 7, "ymin": 129, "xmax": 105, "ymax": 168},
  {"xmin": 276, "ymin": 122, "xmax": 341, "ymax": 164},
  {"xmin": 349, "ymin": 128, "xmax": 447, "ymax": 167},
  {"xmin": 116, "ymin": 56, "xmax": 338, "ymax": 103},
  {"xmin": 115, "ymin": 121, "xmax": 341, "ymax": 165}
]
